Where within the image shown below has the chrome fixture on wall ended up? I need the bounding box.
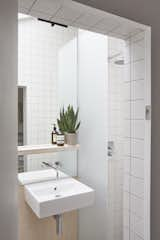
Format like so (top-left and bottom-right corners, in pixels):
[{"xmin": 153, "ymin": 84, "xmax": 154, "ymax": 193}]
[
  {"xmin": 114, "ymin": 59, "xmax": 124, "ymax": 65},
  {"xmin": 108, "ymin": 141, "xmax": 114, "ymax": 157},
  {"xmin": 42, "ymin": 161, "xmax": 62, "ymax": 181}
]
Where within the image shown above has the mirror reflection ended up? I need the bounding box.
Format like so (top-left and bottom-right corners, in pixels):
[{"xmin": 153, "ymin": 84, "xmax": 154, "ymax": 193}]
[{"xmin": 18, "ymin": 16, "xmax": 78, "ymax": 174}]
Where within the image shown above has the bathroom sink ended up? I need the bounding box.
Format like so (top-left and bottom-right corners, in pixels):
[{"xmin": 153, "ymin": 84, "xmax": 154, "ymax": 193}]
[{"xmin": 25, "ymin": 177, "xmax": 95, "ymax": 218}]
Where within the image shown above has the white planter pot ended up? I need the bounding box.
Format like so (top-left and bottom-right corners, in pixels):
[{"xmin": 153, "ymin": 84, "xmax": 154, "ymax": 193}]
[{"xmin": 65, "ymin": 133, "xmax": 77, "ymax": 145}]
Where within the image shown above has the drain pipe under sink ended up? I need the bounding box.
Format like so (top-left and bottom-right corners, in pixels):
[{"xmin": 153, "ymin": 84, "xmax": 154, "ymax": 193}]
[{"xmin": 53, "ymin": 214, "xmax": 63, "ymax": 237}]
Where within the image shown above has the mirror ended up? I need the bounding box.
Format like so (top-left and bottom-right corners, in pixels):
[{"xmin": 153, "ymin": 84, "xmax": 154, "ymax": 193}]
[{"xmin": 18, "ymin": 16, "xmax": 78, "ymax": 174}]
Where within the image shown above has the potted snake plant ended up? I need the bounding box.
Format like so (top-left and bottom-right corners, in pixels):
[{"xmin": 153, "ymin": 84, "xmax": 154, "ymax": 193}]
[{"xmin": 57, "ymin": 105, "xmax": 80, "ymax": 145}]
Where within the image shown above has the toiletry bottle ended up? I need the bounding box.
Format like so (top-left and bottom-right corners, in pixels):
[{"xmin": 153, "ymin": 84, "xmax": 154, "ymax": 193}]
[
  {"xmin": 57, "ymin": 131, "xmax": 65, "ymax": 146},
  {"xmin": 51, "ymin": 124, "xmax": 58, "ymax": 144}
]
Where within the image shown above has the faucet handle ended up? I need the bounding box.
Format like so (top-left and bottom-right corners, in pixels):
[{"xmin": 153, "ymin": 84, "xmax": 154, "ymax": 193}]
[
  {"xmin": 54, "ymin": 161, "xmax": 62, "ymax": 169},
  {"xmin": 42, "ymin": 161, "xmax": 51, "ymax": 168}
]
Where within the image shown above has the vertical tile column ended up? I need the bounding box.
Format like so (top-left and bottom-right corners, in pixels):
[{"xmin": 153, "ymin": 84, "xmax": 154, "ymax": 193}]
[
  {"xmin": 123, "ymin": 31, "xmax": 146, "ymax": 240},
  {"xmin": 130, "ymin": 31, "xmax": 145, "ymax": 240}
]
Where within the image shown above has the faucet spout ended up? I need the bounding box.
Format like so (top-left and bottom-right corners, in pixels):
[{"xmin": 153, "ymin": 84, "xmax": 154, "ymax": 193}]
[{"xmin": 42, "ymin": 161, "xmax": 61, "ymax": 181}]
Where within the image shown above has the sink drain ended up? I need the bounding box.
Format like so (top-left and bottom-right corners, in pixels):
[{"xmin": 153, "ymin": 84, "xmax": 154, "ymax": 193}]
[{"xmin": 53, "ymin": 186, "xmax": 61, "ymax": 197}]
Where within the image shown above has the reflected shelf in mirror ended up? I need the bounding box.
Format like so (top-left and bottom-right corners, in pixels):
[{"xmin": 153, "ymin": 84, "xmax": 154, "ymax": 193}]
[{"xmin": 17, "ymin": 144, "xmax": 80, "ymax": 156}]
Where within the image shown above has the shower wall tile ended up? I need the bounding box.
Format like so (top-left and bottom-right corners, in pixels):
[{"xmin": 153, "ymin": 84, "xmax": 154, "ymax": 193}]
[
  {"xmin": 135, "ymin": 234, "xmax": 144, "ymax": 240},
  {"xmin": 123, "ymin": 120, "xmax": 130, "ymax": 137},
  {"xmin": 109, "ymin": 31, "xmax": 145, "ymax": 240},
  {"xmin": 135, "ymin": 220, "xmax": 144, "ymax": 239},
  {"xmin": 131, "ymin": 158, "xmax": 144, "ymax": 179},
  {"xmin": 131, "ymin": 80, "xmax": 144, "ymax": 100},
  {"xmin": 124, "ymin": 42, "xmax": 131, "ymax": 64},
  {"xmin": 130, "ymin": 214, "xmax": 144, "ymax": 239},
  {"xmin": 130, "ymin": 195, "xmax": 144, "ymax": 218},
  {"xmin": 122, "ymin": 31, "xmax": 145, "ymax": 240},
  {"xmin": 124, "ymin": 139, "xmax": 130, "ymax": 156},
  {"xmin": 123, "ymin": 156, "xmax": 130, "ymax": 174},
  {"xmin": 131, "ymin": 38, "xmax": 145, "ymax": 62},
  {"xmin": 131, "ymin": 100, "xmax": 145, "ymax": 120},
  {"xmin": 130, "ymin": 176, "xmax": 144, "ymax": 198},
  {"xmin": 131, "ymin": 31, "xmax": 145, "ymax": 43},
  {"xmin": 131, "ymin": 120, "xmax": 145, "ymax": 139},
  {"xmin": 123, "ymin": 191, "xmax": 130, "ymax": 210},
  {"xmin": 123, "ymin": 174, "xmax": 130, "ymax": 192},
  {"xmin": 131, "ymin": 139, "xmax": 144, "ymax": 159},
  {"xmin": 123, "ymin": 102, "xmax": 130, "ymax": 119},
  {"xmin": 123, "ymin": 210, "xmax": 130, "ymax": 228},
  {"xmin": 124, "ymin": 65, "xmax": 131, "ymax": 82},
  {"xmin": 123, "ymin": 82, "xmax": 130, "ymax": 100},
  {"xmin": 132, "ymin": 60, "xmax": 145, "ymax": 80}
]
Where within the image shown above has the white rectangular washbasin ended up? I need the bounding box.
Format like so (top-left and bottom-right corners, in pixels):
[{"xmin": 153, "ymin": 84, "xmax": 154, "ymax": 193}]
[{"xmin": 25, "ymin": 177, "xmax": 95, "ymax": 218}]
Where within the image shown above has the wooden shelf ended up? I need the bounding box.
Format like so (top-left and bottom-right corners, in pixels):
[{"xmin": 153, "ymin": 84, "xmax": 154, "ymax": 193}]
[{"xmin": 17, "ymin": 144, "xmax": 80, "ymax": 156}]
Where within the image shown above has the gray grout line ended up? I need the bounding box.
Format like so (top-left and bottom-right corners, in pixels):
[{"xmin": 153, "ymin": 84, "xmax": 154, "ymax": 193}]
[
  {"xmin": 130, "ymin": 174, "xmax": 144, "ymax": 181},
  {"xmin": 131, "ymin": 78, "xmax": 145, "ymax": 82},
  {"xmin": 123, "ymin": 78, "xmax": 145, "ymax": 84},
  {"xmin": 132, "ymin": 37, "xmax": 145, "ymax": 44},
  {"xmin": 28, "ymin": 0, "xmax": 38, "ymax": 13},
  {"xmin": 123, "ymin": 98, "xmax": 144, "ymax": 102},
  {"xmin": 70, "ymin": 13, "xmax": 85, "ymax": 26},
  {"xmin": 124, "ymin": 173, "xmax": 145, "ymax": 181},
  {"xmin": 49, "ymin": 5, "xmax": 63, "ymax": 21},
  {"xmin": 124, "ymin": 118, "xmax": 145, "ymax": 120},
  {"xmin": 124, "ymin": 190, "xmax": 144, "ymax": 200},
  {"xmin": 124, "ymin": 154, "xmax": 144, "ymax": 161},
  {"xmin": 124, "ymin": 29, "xmax": 145, "ymax": 41},
  {"xmin": 123, "ymin": 136, "xmax": 144, "ymax": 141},
  {"xmin": 129, "ymin": 36, "xmax": 132, "ymax": 240},
  {"xmin": 124, "ymin": 58, "xmax": 145, "ymax": 65}
]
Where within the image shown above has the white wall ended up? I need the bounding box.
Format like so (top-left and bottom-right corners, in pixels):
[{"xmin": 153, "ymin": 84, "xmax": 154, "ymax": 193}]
[
  {"xmin": 78, "ymin": 29, "xmax": 108, "ymax": 240},
  {"xmin": 57, "ymin": 33, "xmax": 78, "ymax": 176},
  {"xmin": 107, "ymin": 36, "xmax": 125, "ymax": 240},
  {"xmin": 58, "ymin": 37, "xmax": 78, "ymax": 110},
  {"xmin": 0, "ymin": 1, "xmax": 18, "ymax": 239}
]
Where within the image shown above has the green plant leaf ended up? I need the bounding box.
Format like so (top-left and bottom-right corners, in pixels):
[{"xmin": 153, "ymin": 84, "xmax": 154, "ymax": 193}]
[{"xmin": 57, "ymin": 105, "xmax": 81, "ymax": 133}]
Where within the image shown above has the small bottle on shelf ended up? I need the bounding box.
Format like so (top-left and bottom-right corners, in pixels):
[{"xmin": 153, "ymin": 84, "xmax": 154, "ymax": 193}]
[
  {"xmin": 56, "ymin": 131, "xmax": 65, "ymax": 146},
  {"xmin": 51, "ymin": 124, "xmax": 58, "ymax": 144}
]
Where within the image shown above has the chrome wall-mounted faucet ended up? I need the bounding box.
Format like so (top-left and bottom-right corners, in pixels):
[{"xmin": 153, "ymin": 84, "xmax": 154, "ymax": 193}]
[
  {"xmin": 108, "ymin": 141, "xmax": 114, "ymax": 157},
  {"xmin": 42, "ymin": 161, "xmax": 61, "ymax": 180}
]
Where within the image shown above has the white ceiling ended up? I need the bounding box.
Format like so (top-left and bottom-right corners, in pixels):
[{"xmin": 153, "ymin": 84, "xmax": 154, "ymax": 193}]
[{"xmin": 19, "ymin": 0, "xmax": 147, "ymax": 39}]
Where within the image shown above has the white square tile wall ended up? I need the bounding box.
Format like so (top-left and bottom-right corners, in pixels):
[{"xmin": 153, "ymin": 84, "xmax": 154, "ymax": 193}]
[
  {"xmin": 123, "ymin": 31, "xmax": 145, "ymax": 240},
  {"xmin": 108, "ymin": 31, "xmax": 146, "ymax": 240}
]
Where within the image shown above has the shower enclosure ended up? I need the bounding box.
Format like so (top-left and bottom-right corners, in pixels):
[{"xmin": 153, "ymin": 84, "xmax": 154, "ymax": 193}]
[{"xmin": 78, "ymin": 30, "xmax": 150, "ymax": 240}]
